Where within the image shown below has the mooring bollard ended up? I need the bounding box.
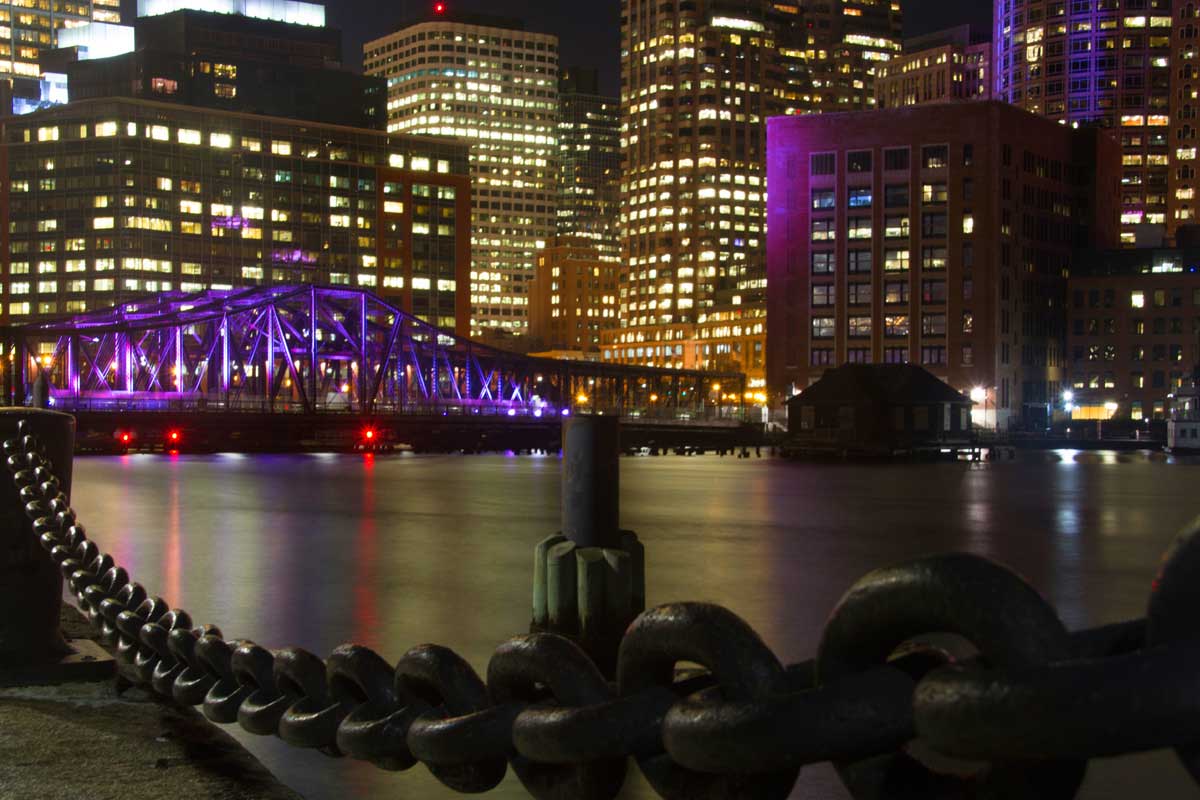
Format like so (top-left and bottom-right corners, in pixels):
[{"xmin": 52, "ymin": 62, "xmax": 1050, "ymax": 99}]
[
  {"xmin": 532, "ymin": 416, "xmax": 646, "ymax": 675},
  {"xmin": 561, "ymin": 416, "xmax": 620, "ymax": 549},
  {"xmin": 0, "ymin": 408, "xmax": 113, "ymax": 684},
  {"xmin": 0, "ymin": 408, "xmax": 73, "ymax": 664}
]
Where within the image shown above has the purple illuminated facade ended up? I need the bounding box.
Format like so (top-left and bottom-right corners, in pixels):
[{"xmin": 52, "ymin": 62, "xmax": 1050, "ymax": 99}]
[
  {"xmin": 766, "ymin": 102, "xmax": 1120, "ymax": 427},
  {"xmin": 993, "ymin": 0, "xmax": 1171, "ymax": 244}
]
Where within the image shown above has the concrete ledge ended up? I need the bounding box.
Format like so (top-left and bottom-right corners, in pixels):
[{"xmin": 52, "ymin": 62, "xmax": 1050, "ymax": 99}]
[{"xmin": 0, "ymin": 606, "xmax": 303, "ymax": 800}]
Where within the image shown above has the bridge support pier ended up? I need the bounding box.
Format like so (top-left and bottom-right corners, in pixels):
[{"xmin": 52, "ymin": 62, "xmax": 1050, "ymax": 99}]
[
  {"xmin": 0, "ymin": 408, "xmax": 112, "ymax": 685},
  {"xmin": 531, "ymin": 416, "xmax": 645, "ymax": 676}
]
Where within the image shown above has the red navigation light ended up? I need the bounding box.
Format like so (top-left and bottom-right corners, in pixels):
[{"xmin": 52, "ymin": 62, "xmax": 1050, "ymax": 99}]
[
  {"xmin": 120, "ymin": 432, "xmax": 130, "ymax": 443},
  {"xmin": 434, "ymin": 2, "xmax": 445, "ymax": 13},
  {"xmin": 168, "ymin": 430, "xmax": 180, "ymax": 443},
  {"xmin": 364, "ymin": 428, "xmax": 376, "ymax": 441}
]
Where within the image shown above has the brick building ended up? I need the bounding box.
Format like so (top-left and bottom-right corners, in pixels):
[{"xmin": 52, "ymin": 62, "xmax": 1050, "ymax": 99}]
[
  {"xmin": 529, "ymin": 237, "xmax": 619, "ymax": 354},
  {"xmin": 766, "ymin": 101, "xmax": 1119, "ymax": 429},
  {"xmin": 1067, "ymin": 244, "xmax": 1200, "ymax": 421}
]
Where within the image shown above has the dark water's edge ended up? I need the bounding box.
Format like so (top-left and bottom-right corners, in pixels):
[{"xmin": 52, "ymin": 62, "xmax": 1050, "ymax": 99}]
[{"xmin": 72, "ymin": 451, "xmax": 1199, "ymax": 799}]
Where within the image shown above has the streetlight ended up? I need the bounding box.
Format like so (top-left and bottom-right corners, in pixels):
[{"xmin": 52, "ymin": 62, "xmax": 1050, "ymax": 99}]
[
  {"xmin": 1100, "ymin": 400, "xmax": 1119, "ymax": 441},
  {"xmin": 970, "ymin": 386, "xmax": 990, "ymax": 431}
]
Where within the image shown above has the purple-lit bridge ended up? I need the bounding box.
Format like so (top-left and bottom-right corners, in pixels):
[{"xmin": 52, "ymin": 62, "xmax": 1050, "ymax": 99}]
[{"xmin": 3, "ymin": 286, "xmax": 753, "ymax": 453}]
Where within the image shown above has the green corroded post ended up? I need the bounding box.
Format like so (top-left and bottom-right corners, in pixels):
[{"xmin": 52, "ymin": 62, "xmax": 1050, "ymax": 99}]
[
  {"xmin": 531, "ymin": 417, "xmax": 646, "ymax": 675},
  {"xmin": 531, "ymin": 534, "xmax": 566, "ymax": 628},
  {"xmin": 546, "ymin": 540, "xmax": 579, "ymax": 632}
]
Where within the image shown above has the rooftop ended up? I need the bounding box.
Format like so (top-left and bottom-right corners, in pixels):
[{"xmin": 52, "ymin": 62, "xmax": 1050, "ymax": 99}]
[{"xmin": 791, "ymin": 364, "xmax": 970, "ymax": 407}]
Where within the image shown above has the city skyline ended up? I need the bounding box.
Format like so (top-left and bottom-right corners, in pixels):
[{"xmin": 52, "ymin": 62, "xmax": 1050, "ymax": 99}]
[{"xmin": 209, "ymin": 0, "xmax": 996, "ymax": 90}]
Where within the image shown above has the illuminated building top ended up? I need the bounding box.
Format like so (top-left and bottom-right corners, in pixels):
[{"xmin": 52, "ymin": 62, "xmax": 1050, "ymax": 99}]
[{"xmin": 136, "ymin": 0, "xmax": 325, "ymax": 26}]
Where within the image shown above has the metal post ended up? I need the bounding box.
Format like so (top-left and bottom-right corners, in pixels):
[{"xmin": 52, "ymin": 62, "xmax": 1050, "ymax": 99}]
[
  {"xmin": 31, "ymin": 370, "xmax": 49, "ymax": 409},
  {"xmin": 561, "ymin": 416, "xmax": 620, "ymax": 549},
  {"xmin": 0, "ymin": 408, "xmax": 73, "ymax": 663},
  {"xmin": 534, "ymin": 414, "xmax": 643, "ymax": 676}
]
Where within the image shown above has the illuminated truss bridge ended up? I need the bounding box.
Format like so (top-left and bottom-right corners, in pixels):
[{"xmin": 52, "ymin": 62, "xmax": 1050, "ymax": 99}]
[{"xmin": 8, "ymin": 286, "xmax": 747, "ymax": 422}]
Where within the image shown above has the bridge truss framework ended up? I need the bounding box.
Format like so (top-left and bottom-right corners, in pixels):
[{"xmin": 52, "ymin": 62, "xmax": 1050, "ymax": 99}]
[{"xmin": 4, "ymin": 286, "xmax": 747, "ymax": 422}]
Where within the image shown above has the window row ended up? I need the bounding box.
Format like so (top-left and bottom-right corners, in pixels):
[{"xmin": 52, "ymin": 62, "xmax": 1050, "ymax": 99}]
[
  {"xmin": 1072, "ymin": 343, "xmax": 1189, "ymax": 362},
  {"xmin": 811, "ymin": 245, "xmax": 973, "ymax": 274},
  {"xmin": 810, "ymin": 345, "xmax": 962, "ymax": 367},
  {"xmin": 811, "ymin": 212, "xmax": 971, "ymax": 241},
  {"xmin": 810, "ymin": 183, "xmax": 951, "ymax": 210},
  {"xmin": 810, "ymin": 311, "xmax": 972, "ymax": 338},
  {"xmin": 810, "ymin": 144, "xmax": 968, "ymax": 176},
  {"xmin": 1073, "ymin": 316, "xmax": 1200, "ymax": 335}
]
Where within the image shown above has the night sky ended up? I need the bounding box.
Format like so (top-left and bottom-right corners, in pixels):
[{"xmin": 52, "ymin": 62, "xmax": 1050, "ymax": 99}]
[{"xmin": 317, "ymin": 0, "xmax": 995, "ymax": 95}]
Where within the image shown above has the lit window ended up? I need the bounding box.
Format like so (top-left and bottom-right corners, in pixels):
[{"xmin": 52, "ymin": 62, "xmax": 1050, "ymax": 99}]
[
  {"xmin": 150, "ymin": 77, "xmax": 178, "ymax": 95},
  {"xmin": 962, "ymin": 214, "xmax": 975, "ymax": 234},
  {"xmin": 210, "ymin": 132, "xmax": 232, "ymax": 149},
  {"xmin": 1131, "ymin": 291, "xmax": 1145, "ymax": 308}
]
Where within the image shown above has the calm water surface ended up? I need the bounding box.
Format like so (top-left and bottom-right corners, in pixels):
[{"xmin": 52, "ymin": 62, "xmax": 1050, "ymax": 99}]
[{"xmin": 72, "ymin": 451, "xmax": 1200, "ymax": 799}]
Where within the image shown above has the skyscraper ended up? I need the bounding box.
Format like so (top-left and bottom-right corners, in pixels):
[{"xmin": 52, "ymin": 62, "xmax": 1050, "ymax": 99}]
[
  {"xmin": 805, "ymin": 0, "xmax": 903, "ymax": 111},
  {"xmin": 557, "ymin": 66, "xmax": 621, "ymax": 258},
  {"xmin": 0, "ymin": 0, "xmax": 122, "ymax": 113},
  {"xmin": 607, "ymin": 0, "xmax": 807, "ymax": 385},
  {"xmin": 364, "ymin": 7, "xmax": 559, "ymax": 341},
  {"xmin": 1170, "ymin": 1, "xmax": 1199, "ymax": 238},
  {"xmin": 993, "ymin": 0, "xmax": 1172, "ymax": 245}
]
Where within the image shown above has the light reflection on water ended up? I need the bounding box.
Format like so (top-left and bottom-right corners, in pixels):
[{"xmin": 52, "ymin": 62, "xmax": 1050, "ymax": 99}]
[{"xmin": 71, "ymin": 450, "xmax": 1200, "ymax": 799}]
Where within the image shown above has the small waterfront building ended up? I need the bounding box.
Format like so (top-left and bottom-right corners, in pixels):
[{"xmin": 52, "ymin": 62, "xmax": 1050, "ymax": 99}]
[{"xmin": 785, "ymin": 363, "xmax": 973, "ymax": 456}]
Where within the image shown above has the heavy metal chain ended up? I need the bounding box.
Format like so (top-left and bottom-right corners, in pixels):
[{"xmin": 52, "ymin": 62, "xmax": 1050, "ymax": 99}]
[{"xmin": 6, "ymin": 418, "xmax": 1200, "ymax": 799}]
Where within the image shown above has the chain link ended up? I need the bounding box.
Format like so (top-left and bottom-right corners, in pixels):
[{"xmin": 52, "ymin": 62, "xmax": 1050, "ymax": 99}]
[{"xmin": 6, "ymin": 419, "xmax": 1200, "ymax": 800}]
